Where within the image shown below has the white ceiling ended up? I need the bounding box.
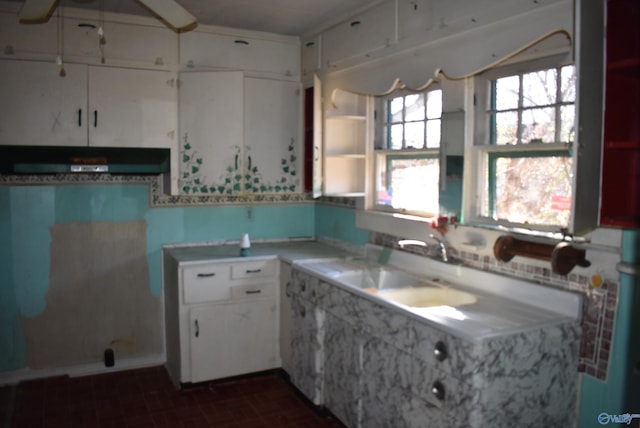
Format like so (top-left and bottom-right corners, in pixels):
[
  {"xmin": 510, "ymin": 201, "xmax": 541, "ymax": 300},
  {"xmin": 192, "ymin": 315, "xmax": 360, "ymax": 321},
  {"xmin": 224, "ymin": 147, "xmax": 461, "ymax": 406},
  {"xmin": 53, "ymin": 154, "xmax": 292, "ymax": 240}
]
[{"xmin": 10, "ymin": 0, "xmax": 380, "ymax": 36}]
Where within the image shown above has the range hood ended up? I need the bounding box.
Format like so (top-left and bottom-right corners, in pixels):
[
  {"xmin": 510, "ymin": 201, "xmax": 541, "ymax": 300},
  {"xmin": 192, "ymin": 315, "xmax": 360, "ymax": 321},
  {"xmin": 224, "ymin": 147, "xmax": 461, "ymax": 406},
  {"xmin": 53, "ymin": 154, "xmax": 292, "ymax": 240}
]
[{"xmin": 0, "ymin": 145, "xmax": 170, "ymax": 174}]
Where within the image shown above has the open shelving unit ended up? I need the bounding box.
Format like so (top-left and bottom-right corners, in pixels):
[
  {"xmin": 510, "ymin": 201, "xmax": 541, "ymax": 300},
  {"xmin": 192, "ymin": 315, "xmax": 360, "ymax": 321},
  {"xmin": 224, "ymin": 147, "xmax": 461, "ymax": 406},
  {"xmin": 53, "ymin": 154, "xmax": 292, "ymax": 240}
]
[{"xmin": 323, "ymin": 89, "xmax": 373, "ymax": 196}]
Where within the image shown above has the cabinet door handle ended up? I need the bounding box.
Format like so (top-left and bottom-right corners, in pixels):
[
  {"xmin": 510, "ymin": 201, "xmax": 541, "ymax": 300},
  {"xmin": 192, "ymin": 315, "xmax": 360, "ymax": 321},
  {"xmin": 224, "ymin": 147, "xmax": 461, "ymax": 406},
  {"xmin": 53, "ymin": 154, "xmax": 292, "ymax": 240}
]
[
  {"xmin": 197, "ymin": 272, "xmax": 216, "ymax": 278},
  {"xmin": 245, "ymin": 269, "xmax": 262, "ymax": 274},
  {"xmin": 245, "ymin": 289, "xmax": 261, "ymax": 294},
  {"xmin": 434, "ymin": 341, "xmax": 448, "ymax": 362},
  {"xmin": 93, "ymin": 110, "xmax": 98, "ymax": 128},
  {"xmin": 194, "ymin": 319, "xmax": 199, "ymax": 338},
  {"xmin": 78, "ymin": 109, "xmax": 82, "ymax": 127},
  {"xmin": 431, "ymin": 381, "xmax": 445, "ymax": 401},
  {"xmin": 247, "ymin": 156, "xmax": 252, "ymax": 171},
  {"xmin": 235, "ymin": 154, "xmax": 239, "ymax": 170}
]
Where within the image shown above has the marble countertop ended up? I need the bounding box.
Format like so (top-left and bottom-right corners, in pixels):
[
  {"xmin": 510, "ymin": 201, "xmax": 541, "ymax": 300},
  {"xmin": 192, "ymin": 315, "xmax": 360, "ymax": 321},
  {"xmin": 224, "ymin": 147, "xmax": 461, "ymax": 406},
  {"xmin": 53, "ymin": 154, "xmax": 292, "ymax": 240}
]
[{"xmin": 164, "ymin": 240, "xmax": 356, "ymax": 264}]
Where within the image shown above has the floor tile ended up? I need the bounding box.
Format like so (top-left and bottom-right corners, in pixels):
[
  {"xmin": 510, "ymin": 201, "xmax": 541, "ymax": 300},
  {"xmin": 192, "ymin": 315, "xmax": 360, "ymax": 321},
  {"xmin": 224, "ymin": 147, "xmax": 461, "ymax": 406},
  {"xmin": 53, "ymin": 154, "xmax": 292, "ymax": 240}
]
[{"xmin": 1, "ymin": 367, "xmax": 345, "ymax": 428}]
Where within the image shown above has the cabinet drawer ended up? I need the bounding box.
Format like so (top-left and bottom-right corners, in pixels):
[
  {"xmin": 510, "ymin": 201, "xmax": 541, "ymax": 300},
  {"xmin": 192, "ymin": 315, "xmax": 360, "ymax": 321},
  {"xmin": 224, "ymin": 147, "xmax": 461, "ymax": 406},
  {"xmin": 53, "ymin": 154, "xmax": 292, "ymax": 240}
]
[
  {"xmin": 231, "ymin": 282, "xmax": 274, "ymax": 300},
  {"xmin": 182, "ymin": 264, "xmax": 230, "ymax": 304},
  {"xmin": 231, "ymin": 260, "xmax": 275, "ymax": 280}
]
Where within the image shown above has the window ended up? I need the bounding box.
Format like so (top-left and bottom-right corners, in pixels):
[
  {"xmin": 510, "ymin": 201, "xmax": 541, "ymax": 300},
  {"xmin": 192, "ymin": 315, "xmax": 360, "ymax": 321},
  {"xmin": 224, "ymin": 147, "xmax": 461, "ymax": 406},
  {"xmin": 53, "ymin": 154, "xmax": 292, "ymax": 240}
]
[
  {"xmin": 470, "ymin": 61, "xmax": 576, "ymax": 230},
  {"xmin": 374, "ymin": 89, "xmax": 443, "ymax": 216}
]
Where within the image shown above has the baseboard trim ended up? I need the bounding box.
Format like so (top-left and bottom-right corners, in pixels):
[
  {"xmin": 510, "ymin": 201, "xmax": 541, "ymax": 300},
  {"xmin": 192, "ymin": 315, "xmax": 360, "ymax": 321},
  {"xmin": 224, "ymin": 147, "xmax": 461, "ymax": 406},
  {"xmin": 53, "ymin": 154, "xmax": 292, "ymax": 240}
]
[{"xmin": 0, "ymin": 354, "xmax": 166, "ymax": 386}]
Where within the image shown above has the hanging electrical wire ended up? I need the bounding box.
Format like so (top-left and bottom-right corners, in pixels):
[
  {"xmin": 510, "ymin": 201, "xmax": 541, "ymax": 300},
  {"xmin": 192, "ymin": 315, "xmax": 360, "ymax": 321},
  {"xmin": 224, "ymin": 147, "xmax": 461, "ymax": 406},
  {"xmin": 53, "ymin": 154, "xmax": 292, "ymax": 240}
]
[
  {"xmin": 98, "ymin": 0, "xmax": 106, "ymax": 63},
  {"xmin": 56, "ymin": 0, "xmax": 66, "ymax": 77}
]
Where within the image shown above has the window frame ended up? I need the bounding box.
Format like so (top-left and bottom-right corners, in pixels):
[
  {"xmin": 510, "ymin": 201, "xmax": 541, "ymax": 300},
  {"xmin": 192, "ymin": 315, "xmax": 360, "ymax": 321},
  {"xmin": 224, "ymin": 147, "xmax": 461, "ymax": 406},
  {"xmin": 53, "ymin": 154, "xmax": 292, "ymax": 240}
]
[
  {"xmin": 465, "ymin": 55, "xmax": 578, "ymax": 233},
  {"xmin": 371, "ymin": 87, "xmax": 443, "ymax": 218}
]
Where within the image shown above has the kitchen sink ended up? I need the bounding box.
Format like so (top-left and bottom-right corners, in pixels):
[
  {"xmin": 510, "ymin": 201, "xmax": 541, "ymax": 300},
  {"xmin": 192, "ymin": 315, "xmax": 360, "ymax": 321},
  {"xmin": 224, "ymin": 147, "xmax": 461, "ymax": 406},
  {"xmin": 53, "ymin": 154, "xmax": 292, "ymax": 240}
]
[
  {"xmin": 336, "ymin": 267, "xmax": 424, "ymax": 290},
  {"xmin": 371, "ymin": 287, "xmax": 477, "ymax": 308},
  {"xmin": 335, "ymin": 267, "xmax": 478, "ymax": 308}
]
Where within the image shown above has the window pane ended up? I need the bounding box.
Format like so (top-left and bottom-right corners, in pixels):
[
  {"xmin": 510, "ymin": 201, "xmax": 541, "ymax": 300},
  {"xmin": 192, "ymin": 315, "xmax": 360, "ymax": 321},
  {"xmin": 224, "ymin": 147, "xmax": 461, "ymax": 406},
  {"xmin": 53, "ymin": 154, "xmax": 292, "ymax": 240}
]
[
  {"xmin": 426, "ymin": 119, "xmax": 441, "ymax": 148},
  {"xmin": 492, "ymin": 155, "xmax": 573, "ymax": 226},
  {"xmin": 405, "ymin": 121, "xmax": 425, "ymax": 149},
  {"xmin": 389, "ymin": 97, "xmax": 404, "ymax": 123},
  {"xmin": 494, "ymin": 76, "xmax": 519, "ymax": 110},
  {"xmin": 494, "ymin": 111, "xmax": 518, "ymax": 145},
  {"xmin": 426, "ymin": 90, "xmax": 442, "ymax": 119},
  {"xmin": 560, "ymin": 105, "xmax": 575, "ymax": 143},
  {"xmin": 389, "ymin": 124, "xmax": 404, "ymax": 149},
  {"xmin": 378, "ymin": 157, "xmax": 439, "ymax": 214},
  {"xmin": 522, "ymin": 107, "xmax": 555, "ymax": 143},
  {"xmin": 560, "ymin": 65, "xmax": 576, "ymax": 102},
  {"xmin": 523, "ymin": 69, "xmax": 557, "ymax": 107},
  {"xmin": 405, "ymin": 94, "xmax": 425, "ymax": 121}
]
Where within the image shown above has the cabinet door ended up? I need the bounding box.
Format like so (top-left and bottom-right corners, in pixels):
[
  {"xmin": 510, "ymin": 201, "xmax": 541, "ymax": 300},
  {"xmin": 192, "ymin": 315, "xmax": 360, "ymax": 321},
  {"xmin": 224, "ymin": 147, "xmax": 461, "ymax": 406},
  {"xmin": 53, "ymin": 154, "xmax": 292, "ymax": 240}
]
[
  {"xmin": 279, "ymin": 262, "xmax": 293, "ymax": 373},
  {"xmin": 189, "ymin": 299, "xmax": 276, "ymax": 383},
  {"xmin": 88, "ymin": 67, "xmax": 176, "ymax": 149},
  {"xmin": 290, "ymin": 295, "xmax": 324, "ymax": 405},
  {"xmin": 0, "ymin": 60, "xmax": 87, "ymax": 147},
  {"xmin": 244, "ymin": 78, "xmax": 301, "ymax": 194},
  {"xmin": 322, "ymin": 1, "xmax": 396, "ymax": 67},
  {"xmin": 324, "ymin": 312, "xmax": 361, "ymax": 428},
  {"xmin": 180, "ymin": 32, "xmax": 298, "ymax": 77},
  {"xmin": 178, "ymin": 71, "xmax": 244, "ymax": 195}
]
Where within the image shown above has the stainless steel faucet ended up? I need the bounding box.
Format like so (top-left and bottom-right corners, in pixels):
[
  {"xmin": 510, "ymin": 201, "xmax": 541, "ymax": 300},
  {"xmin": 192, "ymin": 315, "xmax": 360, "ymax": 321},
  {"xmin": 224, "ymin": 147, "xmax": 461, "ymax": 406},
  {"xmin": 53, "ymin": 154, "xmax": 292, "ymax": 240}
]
[
  {"xmin": 398, "ymin": 234, "xmax": 454, "ymax": 263},
  {"xmin": 429, "ymin": 233, "xmax": 449, "ymax": 262}
]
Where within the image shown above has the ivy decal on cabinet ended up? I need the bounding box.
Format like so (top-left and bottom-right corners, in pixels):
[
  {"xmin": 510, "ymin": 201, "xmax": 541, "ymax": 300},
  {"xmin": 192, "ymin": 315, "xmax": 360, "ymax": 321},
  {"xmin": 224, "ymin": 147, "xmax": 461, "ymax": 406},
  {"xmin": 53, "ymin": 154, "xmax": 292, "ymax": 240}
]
[{"xmin": 180, "ymin": 134, "xmax": 298, "ymax": 195}]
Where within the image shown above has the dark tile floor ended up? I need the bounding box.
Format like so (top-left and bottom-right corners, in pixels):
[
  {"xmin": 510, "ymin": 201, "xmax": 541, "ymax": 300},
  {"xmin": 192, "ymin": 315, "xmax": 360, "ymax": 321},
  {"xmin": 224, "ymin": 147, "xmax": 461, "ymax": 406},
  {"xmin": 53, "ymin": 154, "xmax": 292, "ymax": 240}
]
[{"xmin": 1, "ymin": 366, "xmax": 345, "ymax": 428}]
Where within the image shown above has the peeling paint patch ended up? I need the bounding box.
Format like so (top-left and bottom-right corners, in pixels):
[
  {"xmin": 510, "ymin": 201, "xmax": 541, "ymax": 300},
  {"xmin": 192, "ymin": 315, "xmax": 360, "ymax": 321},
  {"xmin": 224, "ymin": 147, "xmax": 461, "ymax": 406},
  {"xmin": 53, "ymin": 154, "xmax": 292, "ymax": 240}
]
[{"xmin": 22, "ymin": 221, "xmax": 161, "ymax": 369}]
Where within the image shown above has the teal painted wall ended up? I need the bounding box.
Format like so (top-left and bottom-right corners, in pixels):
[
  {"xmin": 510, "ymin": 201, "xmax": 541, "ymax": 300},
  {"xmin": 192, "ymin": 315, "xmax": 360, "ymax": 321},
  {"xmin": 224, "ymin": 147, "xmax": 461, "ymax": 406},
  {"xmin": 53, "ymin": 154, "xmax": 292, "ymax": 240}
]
[
  {"xmin": 314, "ymin": 203, "xmax": 369, "ymax": 246},
  {"xmin": 0, "ymin": 183, "xmax": 314, "ymax": 372},
  {"xmin": 578, "ymin": 230, "xmax": 640, "ymax": 427}
]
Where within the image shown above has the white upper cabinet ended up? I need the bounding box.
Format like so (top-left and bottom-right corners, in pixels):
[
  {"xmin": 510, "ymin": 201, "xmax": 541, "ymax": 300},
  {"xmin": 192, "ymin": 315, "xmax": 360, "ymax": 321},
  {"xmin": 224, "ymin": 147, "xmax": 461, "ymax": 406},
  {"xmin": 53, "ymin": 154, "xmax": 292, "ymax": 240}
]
[
  {"xmin": 64, "ymin": 19, "xmax": 178, "ymax": 66},
  {"xmin": 301, "ymin": 35, "xmax": 320, "ymax": 85},
  {"xmin": 0, "ymin": 9, "xmax": 176, "ymax": 67},
  {"xmin": 180, "ymin": 31, "xmax": 299, "ymax": 78},
  {"xmin": 178, "ymin": 71, "xmax": 244, "ymax": 195},
  {"xmin": 0, "ymin": 60, "xmax": 87, "ymax": 146},
  {"xmin": 88, "ymin": 66, "xmax": 176, "ymax": 150},
  {"xmin": 322, "ymin": 0, "xmax": 396, "ymax": 68},
  {"xmin": 244, "ymin": 77, "xmax": 301, "ymax": 194},
  {"xmin": 0, "ymin": 61, "xmax": 175, "ymax": 149}
]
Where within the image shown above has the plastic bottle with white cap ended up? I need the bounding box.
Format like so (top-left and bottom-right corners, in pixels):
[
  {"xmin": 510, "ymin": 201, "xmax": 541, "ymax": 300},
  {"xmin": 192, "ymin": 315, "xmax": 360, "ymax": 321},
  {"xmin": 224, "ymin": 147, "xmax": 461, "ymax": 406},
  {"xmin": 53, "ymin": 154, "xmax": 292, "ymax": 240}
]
[{"xmin": 240, "ymin": 233, "xmax": 251, "ymax": 256}]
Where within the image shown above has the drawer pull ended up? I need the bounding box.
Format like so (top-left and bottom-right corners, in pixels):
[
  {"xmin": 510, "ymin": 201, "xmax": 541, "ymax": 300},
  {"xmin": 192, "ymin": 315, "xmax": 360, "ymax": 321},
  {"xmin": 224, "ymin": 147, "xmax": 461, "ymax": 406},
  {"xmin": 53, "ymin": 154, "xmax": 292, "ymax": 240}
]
[
  {"xmin": 197, "ymin": 272, "xmax": 216, "ymax": 278},
  {"xmin": 194, "ymin": 319, "xmax": 199, "ymax": 338},
  {"xmin": 245, "ymin": 289, "xmax": 262, "ymax": 295},
  {"xmin": 245, "ymin": 269, "xmax": 262, "ymax": 274}
]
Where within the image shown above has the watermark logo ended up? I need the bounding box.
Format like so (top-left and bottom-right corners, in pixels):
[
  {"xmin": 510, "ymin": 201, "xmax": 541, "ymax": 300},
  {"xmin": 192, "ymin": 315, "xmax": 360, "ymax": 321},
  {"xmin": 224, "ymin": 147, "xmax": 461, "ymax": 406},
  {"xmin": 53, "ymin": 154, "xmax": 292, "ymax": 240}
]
[{"xmin": 598, "ymin": 413, "xmax": 640, "ymax": 425}]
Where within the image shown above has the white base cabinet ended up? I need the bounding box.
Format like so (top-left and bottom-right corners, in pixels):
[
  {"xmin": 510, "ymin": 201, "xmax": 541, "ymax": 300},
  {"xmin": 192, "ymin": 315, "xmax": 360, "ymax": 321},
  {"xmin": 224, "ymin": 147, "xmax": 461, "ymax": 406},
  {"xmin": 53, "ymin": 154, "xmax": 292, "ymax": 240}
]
[
  {"xmin": 189, "ymin": 299, "xmax": 276, "ymax": 383},
  {"xmin": 163, "ymin": 254, "xmax": 279, "ymax": 386}
]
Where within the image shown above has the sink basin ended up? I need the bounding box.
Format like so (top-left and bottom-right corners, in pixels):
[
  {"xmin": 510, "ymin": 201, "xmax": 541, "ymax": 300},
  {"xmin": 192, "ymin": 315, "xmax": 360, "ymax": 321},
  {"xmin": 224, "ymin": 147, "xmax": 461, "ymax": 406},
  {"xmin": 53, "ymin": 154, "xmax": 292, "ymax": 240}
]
[
  {"xmin": 336, "ymin": 268, "xmax": 424, "ymax": 290},
  {"xmin": 334, "ymin": 267, "xmax": 477, "ymax": 308},
  {"xmin": 371, "ymin": 287, "xmax": 477, "ymax": 308}
]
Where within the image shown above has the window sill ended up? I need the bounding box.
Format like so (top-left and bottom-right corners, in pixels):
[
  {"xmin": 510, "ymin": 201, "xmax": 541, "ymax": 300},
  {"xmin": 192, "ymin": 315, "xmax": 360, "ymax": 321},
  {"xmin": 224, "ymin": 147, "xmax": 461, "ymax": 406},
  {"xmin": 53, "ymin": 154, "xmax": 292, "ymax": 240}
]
[{"xmin": 355, "ymin": 210, "xmax": 436, "ymax": 241}]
